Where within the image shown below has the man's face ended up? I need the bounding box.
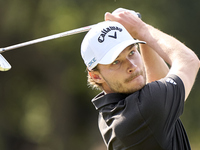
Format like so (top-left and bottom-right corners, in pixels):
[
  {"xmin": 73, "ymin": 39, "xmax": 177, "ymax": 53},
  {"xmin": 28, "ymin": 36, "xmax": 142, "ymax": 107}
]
[{"xmin": 97, "ymin": 44, "xmax": 146, "ymax": 94}]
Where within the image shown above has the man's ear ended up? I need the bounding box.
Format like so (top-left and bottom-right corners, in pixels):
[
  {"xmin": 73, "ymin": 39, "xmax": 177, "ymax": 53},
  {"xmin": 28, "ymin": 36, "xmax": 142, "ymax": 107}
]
[{"xmin": 88, "ymin": 71, "xmax": 105, "ymax": 84}]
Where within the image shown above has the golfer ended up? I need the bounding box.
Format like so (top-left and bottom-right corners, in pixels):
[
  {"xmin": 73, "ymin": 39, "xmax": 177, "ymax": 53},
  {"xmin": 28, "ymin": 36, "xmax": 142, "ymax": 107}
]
[{"xmin": 81, "ymin": 8, "xmax": 199, "ymax": 150}]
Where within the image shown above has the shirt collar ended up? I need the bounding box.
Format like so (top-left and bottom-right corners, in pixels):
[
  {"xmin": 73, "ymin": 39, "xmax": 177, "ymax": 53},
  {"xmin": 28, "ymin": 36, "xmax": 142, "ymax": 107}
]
[{"xmin": 91, "ymin": 92, "xmax": 129, "ymax": 110}]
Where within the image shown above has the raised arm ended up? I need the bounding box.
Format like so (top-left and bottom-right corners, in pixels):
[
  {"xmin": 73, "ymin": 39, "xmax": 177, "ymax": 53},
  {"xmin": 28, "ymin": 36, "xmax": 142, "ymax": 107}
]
[
  {"xmin": 105, "ymin": 10, "xmax": 199, "ymax": 100},
  {"xmin": 139, "ymin": 44, "xmax": 169, "ymax": 83}
]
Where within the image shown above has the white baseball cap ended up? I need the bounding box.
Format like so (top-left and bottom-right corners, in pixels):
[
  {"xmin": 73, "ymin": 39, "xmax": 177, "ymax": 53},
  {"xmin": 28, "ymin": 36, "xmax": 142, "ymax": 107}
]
[{"xmin": 81, "ymin": 21, "xmax": 146, "ymax": 70}]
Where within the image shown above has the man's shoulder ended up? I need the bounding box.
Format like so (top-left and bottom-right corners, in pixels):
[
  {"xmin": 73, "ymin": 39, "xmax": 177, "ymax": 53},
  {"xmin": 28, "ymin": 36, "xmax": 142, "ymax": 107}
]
[{"xmin": 141, "ymin": 74, "xmax": 184, "ymax": 96}]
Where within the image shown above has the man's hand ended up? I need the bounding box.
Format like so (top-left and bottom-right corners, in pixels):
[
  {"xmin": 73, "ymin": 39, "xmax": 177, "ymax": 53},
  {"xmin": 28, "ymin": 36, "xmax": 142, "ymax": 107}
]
[{"xmin": 104, "ymin": 11, "xmax": 147, "ymax": 41}]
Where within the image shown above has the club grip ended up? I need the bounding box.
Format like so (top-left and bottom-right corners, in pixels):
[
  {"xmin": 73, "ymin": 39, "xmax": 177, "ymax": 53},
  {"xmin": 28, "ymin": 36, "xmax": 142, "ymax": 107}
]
[{"xmin": 137, "ymin": 12, "xmax": 142, "ymax": 19}]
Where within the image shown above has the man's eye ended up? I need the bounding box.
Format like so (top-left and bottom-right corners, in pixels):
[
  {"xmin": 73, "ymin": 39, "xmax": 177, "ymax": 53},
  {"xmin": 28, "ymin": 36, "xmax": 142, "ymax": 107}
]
[
  {"xmin": 112, "ymin": 60, "xmax": 120, "ymax": 65},
  {"xmin": 129, "ymin": 50, "xmax": 135, "ymax": 56}
]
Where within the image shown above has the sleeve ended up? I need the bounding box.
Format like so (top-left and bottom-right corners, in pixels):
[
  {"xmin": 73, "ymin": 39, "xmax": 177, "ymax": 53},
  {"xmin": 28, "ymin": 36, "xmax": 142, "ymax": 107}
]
[{"xmin": 138, "ymin": 74, "xmax": 185, "ymax": 146}]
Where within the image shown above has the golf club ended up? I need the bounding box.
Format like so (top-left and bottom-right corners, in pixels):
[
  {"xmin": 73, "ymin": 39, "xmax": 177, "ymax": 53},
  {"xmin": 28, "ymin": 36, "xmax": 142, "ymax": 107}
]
[
  {"xmin": 0, "ymin": 9, "xmax": 141, "ymax": 71},
  {"xmin": 0, "ymin": 25, "xmax": 95, "ymax": 71}
]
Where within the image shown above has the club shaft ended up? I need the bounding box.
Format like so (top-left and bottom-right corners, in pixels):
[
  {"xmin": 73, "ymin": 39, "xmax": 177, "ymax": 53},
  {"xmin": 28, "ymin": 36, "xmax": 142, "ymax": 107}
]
[{"xmin": 0, "ymin": 24, "xmax": 95, "ymax": 53}]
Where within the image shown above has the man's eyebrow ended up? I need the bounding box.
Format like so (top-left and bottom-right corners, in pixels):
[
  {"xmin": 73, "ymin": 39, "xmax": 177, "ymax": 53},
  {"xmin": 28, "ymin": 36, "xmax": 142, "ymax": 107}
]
[{"xmin": 128, "ymin": 44, "xmax": 136, "ymax": 50}]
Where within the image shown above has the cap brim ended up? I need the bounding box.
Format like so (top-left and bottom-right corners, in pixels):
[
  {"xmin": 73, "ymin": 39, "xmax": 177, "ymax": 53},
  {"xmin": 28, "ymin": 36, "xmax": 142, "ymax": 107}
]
[{"xmin": 98, "ymin": 39, "xmax": 146, "ymax": 65}]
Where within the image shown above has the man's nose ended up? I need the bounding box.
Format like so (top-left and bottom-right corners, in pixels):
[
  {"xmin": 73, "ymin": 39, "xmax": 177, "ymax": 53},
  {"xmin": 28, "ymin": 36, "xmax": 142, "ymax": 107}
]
[{"xmin": 126, "ymin": 58, "xmax": 137, "ymax": 73}]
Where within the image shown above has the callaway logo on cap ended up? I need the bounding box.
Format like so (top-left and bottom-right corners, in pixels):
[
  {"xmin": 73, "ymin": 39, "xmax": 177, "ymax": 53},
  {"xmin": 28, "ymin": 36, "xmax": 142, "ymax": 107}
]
[
  {"xmin": 81, "ymin": 21, "xmax": 146, "ymax": 70},
  {"xmin": 98, "ymin": 26, "xmax": 122, "ymax": 43}
]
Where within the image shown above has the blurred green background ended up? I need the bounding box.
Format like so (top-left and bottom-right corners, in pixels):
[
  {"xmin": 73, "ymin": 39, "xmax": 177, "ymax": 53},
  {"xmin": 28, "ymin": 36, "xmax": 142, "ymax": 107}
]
[{"xmin": 0, "ymin": 0, "xmax": 199, "ymax": 149}]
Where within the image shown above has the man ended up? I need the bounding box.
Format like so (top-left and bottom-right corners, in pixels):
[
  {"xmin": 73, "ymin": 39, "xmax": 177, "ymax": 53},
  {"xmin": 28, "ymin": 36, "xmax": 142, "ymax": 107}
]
[{"xmin": 81, "ymin": 8, "xmax": 199, "ymax": 150}]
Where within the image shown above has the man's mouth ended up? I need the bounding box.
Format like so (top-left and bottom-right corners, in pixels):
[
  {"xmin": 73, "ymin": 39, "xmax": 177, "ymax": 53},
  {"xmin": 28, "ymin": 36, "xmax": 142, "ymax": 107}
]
[{"xmin": 124, "ymin": 71, "xmax": 142, "ymax": 83}]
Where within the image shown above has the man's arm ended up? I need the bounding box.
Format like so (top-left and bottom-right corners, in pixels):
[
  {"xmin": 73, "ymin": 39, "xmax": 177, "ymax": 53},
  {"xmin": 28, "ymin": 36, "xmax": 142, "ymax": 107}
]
[
  {"xmin": 140, "ymin": 24, "xmax": 199, "ymax": 100},
  {"xmin": 140, "ymin": 44, "xmax": 169, "ymax": 83},
  {"xmin": 105, "ymin": 11, "xmax": 199, "ymax": 100}
]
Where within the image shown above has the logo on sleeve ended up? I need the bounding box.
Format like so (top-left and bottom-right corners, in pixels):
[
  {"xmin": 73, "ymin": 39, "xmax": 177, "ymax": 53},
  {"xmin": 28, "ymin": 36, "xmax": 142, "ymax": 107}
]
[{"xmin": 166, "ymin": 78, "xmax": 177, "ymax": 85}]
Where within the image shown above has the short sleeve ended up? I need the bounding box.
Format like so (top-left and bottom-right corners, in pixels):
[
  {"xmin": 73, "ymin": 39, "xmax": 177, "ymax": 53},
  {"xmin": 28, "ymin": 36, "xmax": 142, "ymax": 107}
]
[{"xmin": 138, "ymin": 74, "xmax": 185, "ymax": 148}]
